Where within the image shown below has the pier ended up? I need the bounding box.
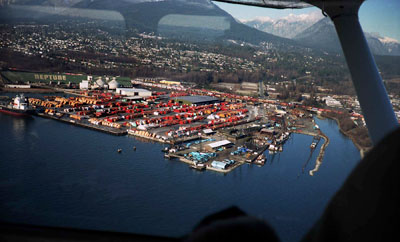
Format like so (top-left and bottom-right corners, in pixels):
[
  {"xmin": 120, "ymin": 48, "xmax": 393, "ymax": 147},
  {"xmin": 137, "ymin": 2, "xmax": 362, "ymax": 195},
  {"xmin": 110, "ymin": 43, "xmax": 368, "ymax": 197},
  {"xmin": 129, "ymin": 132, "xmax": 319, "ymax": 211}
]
[
  {"xmin": 167, "ymin": 152, "xmax": 249, "ymax": 174},
  {"xmin": 36, "ymin": 113, "xmax": 127, "ymax": 136},
  {"xmin": 309, "ymin": 133, "xmax": 330, "ymax": 176},
  {"xmin": 291, "ymin": 129, "xmax": 330, "ymax": 176}
]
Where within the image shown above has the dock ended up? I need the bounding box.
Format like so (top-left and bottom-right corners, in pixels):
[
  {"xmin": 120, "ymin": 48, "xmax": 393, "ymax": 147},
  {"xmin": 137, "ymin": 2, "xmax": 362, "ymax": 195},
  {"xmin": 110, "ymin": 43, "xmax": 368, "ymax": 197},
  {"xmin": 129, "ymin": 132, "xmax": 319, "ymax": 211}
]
[
  {"xmin": 18, "ymin": 84, "xmax": 337, "ymax": 174},
  {"xmin": 128, "ymin": 129, "xmax": 169, "ymax": 143},
  {"xmin": 35, "ymin": 113, "xmax": 127, "ymax": 136},
  {"xmin": 309, "ymin": 132, "xmax": 330, "ymax": 176},
  {"xmin": 165, "ymin": 142, "xmax": 269, "ymax": 173},
  {"xmin": 291, "ymin": 129, "xmax": 330, "ymax": 176}
]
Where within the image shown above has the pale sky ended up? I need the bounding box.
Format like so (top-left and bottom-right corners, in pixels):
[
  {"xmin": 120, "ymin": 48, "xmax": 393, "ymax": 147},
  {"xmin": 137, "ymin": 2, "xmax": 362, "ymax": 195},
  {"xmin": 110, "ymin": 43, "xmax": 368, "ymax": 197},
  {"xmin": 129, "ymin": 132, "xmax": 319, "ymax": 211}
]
[{"xmin": 214, "ymin": 0, "xmax": 400, "ymax": 41}]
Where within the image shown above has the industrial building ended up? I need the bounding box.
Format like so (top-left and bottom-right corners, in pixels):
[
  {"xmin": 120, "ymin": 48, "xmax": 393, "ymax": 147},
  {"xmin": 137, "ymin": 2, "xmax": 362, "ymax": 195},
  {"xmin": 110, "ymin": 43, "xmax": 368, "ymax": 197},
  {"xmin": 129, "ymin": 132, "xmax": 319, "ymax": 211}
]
[
  {"xmin": 206, "ymin": 140, "xmax": 232, "ymax": 151},
  {"xmin": 108, "ymin": 79, "xmax": 120, "ymax": 89},
  {"xmin": 211, "ymin": 161, "xmax": 227, "ymax": 170},
  {"xmin": 323, "ymin": 96, "xmax": 343, "ymax": 108},
  {"xmin": 79, "ymin": 80, "xmax": 89, "ymax": 90},
  {"xmin": 241, "ymin": 82, "xmax": 258, "ymax": 91},
  {"xmin": 174, "ymin": 95, "xmax": 220, "ymax": 105},
  {"xmin": 95, "ymin": 78, "xmax": 106, "ymax": 89},
  {"xmin": 116, "ymin": 88, "xmax": 152, "ymax": 97}
]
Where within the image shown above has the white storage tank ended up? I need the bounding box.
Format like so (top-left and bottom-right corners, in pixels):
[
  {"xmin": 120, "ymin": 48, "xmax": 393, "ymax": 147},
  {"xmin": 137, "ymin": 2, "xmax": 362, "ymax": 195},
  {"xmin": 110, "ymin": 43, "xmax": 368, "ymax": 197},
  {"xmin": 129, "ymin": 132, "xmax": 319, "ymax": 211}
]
[
  {"xmin": 108, "ymin": 79, "xmax": 120, "ymax": 89},
  {"xmin": 96, "ymin": 78, "xmax": 106, "ymax": 88}
]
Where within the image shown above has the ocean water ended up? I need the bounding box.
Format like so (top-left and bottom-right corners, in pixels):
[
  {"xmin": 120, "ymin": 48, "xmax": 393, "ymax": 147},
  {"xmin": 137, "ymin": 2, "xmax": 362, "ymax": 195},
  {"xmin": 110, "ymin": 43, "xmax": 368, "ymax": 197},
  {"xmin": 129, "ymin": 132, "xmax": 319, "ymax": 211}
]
[{"xmin": 0, "ymin": 112, "xmax": 360, "ymax": 241}]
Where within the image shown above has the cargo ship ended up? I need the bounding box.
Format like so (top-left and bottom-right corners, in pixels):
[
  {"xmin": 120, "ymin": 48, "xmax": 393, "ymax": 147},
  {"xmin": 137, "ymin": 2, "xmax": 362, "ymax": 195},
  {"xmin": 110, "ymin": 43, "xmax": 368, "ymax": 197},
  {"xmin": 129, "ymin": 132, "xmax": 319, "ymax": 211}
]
[{"xmin": 0, "ymin": 94, "xmax": 35, "ymax": 117}]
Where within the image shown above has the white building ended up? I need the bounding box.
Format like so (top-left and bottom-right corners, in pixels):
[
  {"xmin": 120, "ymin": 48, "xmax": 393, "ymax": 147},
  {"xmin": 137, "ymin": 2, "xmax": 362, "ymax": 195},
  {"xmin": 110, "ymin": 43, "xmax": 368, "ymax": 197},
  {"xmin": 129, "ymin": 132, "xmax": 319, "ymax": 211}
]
[
  {"xmin": 91, "ymin": 78, "xmax": 106, "ymax": 89},
  {"xmin": 79, "ymin": 80, "xmax": 90, "ymax": 90},
  {"xmin": 323, "ymin": 96, "xmax": 342, "ymax": 108},
  {"xmin": 207, "ymin": 140, "xmax": 232, "ymax": 151},
  {"xmin": 116, "ymin": 88, "xmax": 152, "ymax": 97},
  {"xmin": 108, "ymin": 79, "xmax": 120, "ymax": 89}
]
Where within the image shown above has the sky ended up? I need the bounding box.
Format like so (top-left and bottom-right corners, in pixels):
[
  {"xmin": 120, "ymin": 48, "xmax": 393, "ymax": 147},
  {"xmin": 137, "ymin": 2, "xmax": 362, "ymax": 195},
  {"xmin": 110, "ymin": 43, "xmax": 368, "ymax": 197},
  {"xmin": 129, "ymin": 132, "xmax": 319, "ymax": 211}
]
[{"xmin": 214, "ymin": 0, "xmax": 400, "ymax": 41}]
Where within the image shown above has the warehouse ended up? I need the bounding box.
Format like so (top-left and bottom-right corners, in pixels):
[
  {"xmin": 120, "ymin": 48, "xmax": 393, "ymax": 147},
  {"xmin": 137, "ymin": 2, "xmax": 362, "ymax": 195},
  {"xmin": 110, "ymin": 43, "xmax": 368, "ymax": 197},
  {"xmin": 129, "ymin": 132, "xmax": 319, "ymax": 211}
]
[
  {"xmin": 206, "ymin": 140, "xmax": 232, "ymax": 151},
  {"xmin": 116, "ymin": 88, "xmax": 152, "ymax": 97},
  {"xmin": 211, "ymin": 161, "xmax": 227, "ymax": 170},
  {"xmin": 174, "ymin": 95, "xmax": 220, "ymax": 105}
]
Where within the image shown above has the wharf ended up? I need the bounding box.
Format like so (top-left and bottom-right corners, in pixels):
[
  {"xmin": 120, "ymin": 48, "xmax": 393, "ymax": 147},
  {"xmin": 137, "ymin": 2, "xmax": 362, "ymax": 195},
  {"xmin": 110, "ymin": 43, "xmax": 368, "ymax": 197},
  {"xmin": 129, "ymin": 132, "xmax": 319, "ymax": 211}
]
[
  {"xmin": 128, "ymin": 117, "xmax": 261, "ymax": 145},
  {"xmin": 133, "ymin": 133, "xmax": 201, "ymax": 145},
  {"xmin": 35, "ymin": 113, "xmax": 127, "ymax": 136},
  {"xmin": 291, "ymin": 129, "xmax": 330, "ymax": 175},
  {"xmin": 167, "ymin": 154, "xmax": 192, "ymax": 164},
  {"xmin": 128, "ymin": 129, "xmax": 169, "ymax": 143},
  {"xmin": 206, "ymin": 163, "xmax": 241, "ymax": 173},
  {"xmin": 309, "ymin": 133, "xmax": 330, "ymax": 176},
  {"xmin": 250, "ymin": 146, "xmax": 269, "ymax": 163},
  {"xmin": 166, "ymin": 142, "xmax": 269, "ymax": 173},
  {"xmin": 167, "ymin": 153, "xmax": 243, "ymax": 173},
  {"xmin": 171, "ymin": 135, "xmax": 202, "ymax": 145},
  {"xmin": 57, "ymin": 89, "xmax": 90, "ymax": 97}
]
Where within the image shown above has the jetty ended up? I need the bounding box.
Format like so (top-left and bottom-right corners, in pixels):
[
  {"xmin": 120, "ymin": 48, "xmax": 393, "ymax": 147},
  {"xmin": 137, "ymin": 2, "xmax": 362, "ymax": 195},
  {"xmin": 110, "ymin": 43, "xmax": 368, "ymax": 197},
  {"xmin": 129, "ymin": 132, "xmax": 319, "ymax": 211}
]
[
  {"xmin": 36, "ymin": 113, "xmax": 127, "ymax": 136},
  {"xmin": 290, "ymin": 129, "xmax": 330, "ymax": 176}
]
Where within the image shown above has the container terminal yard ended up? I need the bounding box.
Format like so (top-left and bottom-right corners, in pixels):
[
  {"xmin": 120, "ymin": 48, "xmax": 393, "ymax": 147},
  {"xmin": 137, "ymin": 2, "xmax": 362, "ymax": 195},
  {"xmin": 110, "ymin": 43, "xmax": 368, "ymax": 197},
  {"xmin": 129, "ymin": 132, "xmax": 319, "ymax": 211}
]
[{"xmin": 7, "ymin": 78, "xmax": 345, "ymax": 173}]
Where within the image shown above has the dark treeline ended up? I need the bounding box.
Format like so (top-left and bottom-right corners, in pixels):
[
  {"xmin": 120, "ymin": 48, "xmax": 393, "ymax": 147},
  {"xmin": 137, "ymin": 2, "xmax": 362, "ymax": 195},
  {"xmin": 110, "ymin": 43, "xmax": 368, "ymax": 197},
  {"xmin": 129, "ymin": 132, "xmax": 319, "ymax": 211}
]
[{"xmin": 323, "ymin": 112, "xmax": 372, "ymax": 149}]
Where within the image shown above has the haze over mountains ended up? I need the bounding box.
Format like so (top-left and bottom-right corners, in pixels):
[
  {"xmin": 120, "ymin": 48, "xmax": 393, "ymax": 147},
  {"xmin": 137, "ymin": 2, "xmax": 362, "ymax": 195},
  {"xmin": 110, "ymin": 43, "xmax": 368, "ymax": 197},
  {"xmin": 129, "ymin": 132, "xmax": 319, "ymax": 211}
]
[
  {"xmin": 242, "ymin": 12, "xmax": 400, "ymax": 56},
  {"xmin": 0, "ymin": 0, "xmax": 294, "ymax": 46},
  {"xmin": 1, "ymin": 0, "xmax": 399, "ymax": 56},
  {"xmin": 241, "ymin": 11, "xmax": 323, "ymax": 39}
]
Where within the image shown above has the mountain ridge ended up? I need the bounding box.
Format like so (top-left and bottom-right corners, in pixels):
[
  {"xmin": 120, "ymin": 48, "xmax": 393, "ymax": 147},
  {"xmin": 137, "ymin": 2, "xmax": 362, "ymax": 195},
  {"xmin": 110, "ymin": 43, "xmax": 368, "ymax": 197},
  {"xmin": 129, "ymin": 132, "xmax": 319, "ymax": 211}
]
[
  {"xmin": 294, "ymin": 17, "xmax": 400, "ymax": 56},
  {"xmin": 241, "ymin": 11, "xmax": 323, "ymax": 39},
  {"xmin": 0, "ymin": 0, "xmax": 295, "ymax": 46}
]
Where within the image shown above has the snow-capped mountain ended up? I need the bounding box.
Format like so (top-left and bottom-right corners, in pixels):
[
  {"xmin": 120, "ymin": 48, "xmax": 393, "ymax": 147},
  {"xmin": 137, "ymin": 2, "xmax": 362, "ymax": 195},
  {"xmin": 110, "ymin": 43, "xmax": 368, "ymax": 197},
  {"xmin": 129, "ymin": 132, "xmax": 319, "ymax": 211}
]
[
  {"xmin": 371, "ymin": 33, "xmax": 400, "ymax": 56},
  {"xmin": 241, "ymin": 11, "xmax": 323, "ymax": 39},
  {"xmin": 294, "ymin": 17, "xmax": 400, "ymax": 56}
]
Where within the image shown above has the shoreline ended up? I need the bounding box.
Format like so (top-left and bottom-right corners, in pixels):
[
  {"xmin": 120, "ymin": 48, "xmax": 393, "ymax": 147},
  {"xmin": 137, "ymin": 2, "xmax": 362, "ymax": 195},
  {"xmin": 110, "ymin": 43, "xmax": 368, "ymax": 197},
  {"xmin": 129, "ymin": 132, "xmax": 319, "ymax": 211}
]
[
  {"xmin": 0, "ymin": 87, "xmax": 61, "ymax": 93},
  {"xmin": 35, "ymin": 113, "xmax": 127, "ymax": 136},
  {"xmin": 321, "ymin": 114, "xmax": 370, "ymax": 158}
]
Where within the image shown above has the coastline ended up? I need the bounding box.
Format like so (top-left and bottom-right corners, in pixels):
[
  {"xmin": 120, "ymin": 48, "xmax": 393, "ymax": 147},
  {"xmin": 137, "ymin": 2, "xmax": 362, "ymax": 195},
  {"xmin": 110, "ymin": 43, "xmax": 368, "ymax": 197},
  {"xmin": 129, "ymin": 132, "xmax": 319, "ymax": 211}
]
[
  {"xmin": 0, "ymin": 87, "xmax": 61, "ymax": 93},
  {"xmin": 321, "ymin": 114, "xmax": 370, "ymax": 158}
]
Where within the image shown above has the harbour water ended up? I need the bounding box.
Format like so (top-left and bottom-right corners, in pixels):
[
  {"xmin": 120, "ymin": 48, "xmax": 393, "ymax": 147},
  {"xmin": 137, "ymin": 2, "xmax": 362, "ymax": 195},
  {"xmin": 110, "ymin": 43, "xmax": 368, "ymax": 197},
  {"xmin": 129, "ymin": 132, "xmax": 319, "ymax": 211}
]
[{"xmin": 0, "ymin": 113, "xmax": 360, "ymax": 241}]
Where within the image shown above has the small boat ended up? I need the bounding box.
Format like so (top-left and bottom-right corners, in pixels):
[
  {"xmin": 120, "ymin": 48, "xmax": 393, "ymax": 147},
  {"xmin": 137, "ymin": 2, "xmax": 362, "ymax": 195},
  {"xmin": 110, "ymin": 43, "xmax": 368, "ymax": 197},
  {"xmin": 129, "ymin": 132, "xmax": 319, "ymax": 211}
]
[
  {"xmin": 255, "ymin": 154, "xmax": 266, "ymax": 165},
  {"xmin": 190, "ymin": 163, "xmax": 206, "ymax": 171},
  {"xmin": 133, "ymin": 146, "xmax": 136, "ymax": 151},
  {"xmin": 117, "ymin": 148, "xmax": 122, "ymax": 153},
  {"xmin": 310, "ymin": 142, "xmax": 317, "ymax": 149}
]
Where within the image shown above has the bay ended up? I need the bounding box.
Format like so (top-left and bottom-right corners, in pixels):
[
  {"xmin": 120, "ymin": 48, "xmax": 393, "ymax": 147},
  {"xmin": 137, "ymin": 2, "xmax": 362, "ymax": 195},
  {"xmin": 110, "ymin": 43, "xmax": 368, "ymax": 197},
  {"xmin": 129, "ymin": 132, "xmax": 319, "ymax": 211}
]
[{"xmin": 0, "ymin": 111, "xmax": 360, "ymax": 241}]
